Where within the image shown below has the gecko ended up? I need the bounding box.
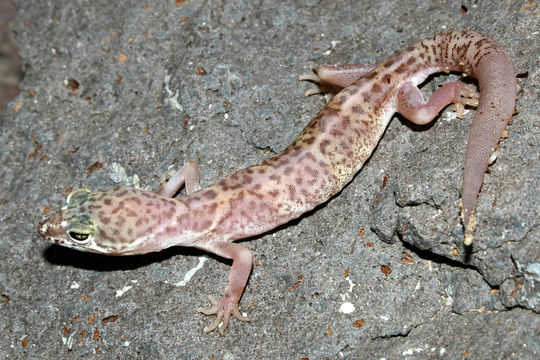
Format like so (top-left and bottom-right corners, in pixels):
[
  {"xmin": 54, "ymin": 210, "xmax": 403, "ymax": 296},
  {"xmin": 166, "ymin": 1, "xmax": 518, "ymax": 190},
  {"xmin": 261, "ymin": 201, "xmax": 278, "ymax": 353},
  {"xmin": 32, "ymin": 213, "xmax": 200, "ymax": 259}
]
[{"xmin": 38, "ymin": 31, "xmax": 517, "ymax": 335}]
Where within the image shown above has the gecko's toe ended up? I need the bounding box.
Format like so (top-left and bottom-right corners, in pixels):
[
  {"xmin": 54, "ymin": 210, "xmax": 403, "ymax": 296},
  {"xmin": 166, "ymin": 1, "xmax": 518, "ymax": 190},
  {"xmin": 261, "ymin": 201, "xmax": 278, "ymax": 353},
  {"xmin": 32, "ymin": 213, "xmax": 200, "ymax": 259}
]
[
  {"xmin": 198, "ymin": 294, "xmax": 248, "ymax": 335},
  {"xmin": 299, "ymin": 72, "xmax": 325, "ymax": 97},
  {"xmin": 304, "ymin": 87, "xmax": 325, "ymax": 97},
  {"xmin": 298, "ymin": 73, "xmax": 321, "ymax": 83}
]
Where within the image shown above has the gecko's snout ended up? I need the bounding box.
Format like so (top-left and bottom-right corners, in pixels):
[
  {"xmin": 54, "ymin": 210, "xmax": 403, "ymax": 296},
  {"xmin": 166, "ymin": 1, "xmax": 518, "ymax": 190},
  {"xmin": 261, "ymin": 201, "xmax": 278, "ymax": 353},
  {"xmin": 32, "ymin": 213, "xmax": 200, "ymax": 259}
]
[
  {"xmin": 37, "ymin": 212, "xmax": 62, "ymax": 241},
  {"xmin": 37, "ymin": 217, "xmax": 49, "ymax": 239}
]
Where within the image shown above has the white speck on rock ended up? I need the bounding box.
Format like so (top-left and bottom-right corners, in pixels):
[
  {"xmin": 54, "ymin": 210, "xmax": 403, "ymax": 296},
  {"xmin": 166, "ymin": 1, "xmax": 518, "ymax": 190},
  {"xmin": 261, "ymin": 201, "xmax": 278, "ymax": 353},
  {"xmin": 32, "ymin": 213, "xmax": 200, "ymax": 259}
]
[
  {"xmin": 168, "ymin": 257, "xmax": 207, "ymax": 287},
  {"xmin": 339, "ymin": 302, "xmax": 356, "ymax": 314},
  {"xmin": 115, "ymin": 285, "xmax": 133, "ymax": 297}
]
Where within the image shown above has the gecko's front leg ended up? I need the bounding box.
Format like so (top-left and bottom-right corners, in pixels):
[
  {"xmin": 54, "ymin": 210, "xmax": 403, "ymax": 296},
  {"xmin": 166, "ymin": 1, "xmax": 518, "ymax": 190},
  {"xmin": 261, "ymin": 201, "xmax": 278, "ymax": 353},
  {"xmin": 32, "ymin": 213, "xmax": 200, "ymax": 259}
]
[
  {"xmin": 158, "ymin": 160, "xmax": 201, "ymax": 197},
  {"xmin": 158, "ymin": 161, "xmax": 252, "ymax": 334},
  {"xmin": 197, "ymin": 242, "xmax": 252, "ymax": 335}
]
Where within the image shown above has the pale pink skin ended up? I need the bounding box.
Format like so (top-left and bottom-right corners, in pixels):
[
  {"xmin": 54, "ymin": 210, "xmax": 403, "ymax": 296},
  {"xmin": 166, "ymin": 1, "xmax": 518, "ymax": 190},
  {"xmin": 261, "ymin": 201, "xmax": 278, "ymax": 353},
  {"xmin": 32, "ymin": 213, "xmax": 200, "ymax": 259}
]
[{"xmin": 38, "ymin": 31, "xmax": 516, "ymax": 335}]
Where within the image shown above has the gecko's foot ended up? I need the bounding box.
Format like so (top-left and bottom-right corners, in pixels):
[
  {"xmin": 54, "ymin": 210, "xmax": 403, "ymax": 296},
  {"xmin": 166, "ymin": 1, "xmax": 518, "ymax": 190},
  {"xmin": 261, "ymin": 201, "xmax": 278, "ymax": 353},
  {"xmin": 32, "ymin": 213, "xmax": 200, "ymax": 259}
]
[
  {"xmin": 454, "ymin": 83, "xmax": 480, "ymax": 119},
  {"xmin": 299, "ymin": 67, "xmax": 321, "ymax": 93},
  {"xmin": 299, "ymin": 66, "xmax": 335, "ymax": 101},
  {"xmin": 197, "ymin": 295, "xmax": 249, "ymax": 335}
]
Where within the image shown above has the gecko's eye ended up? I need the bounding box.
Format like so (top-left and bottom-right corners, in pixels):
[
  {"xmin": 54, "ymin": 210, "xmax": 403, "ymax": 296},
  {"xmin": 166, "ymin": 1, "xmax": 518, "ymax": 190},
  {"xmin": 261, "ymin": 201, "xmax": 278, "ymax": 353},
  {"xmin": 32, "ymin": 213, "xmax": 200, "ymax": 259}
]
[
  {"xmin": 68, "ymin": 231, "xmax": 92, "ymax": 244},
  {"xmin": 67, "ymin": 215, "xmax": 94, "ymax": 245}
]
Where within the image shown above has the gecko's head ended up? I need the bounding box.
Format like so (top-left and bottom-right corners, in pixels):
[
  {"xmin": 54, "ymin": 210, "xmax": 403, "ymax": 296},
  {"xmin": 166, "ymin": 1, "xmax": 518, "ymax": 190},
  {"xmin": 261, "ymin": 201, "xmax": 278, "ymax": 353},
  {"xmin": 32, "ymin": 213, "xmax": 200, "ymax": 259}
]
[
  {"xmin": 38, "ymin": 188, "xmax": 109, "ymax": 253},
  {"xmin": 38, "ymin": 186, "xmax": 161, "ymax": 255}
]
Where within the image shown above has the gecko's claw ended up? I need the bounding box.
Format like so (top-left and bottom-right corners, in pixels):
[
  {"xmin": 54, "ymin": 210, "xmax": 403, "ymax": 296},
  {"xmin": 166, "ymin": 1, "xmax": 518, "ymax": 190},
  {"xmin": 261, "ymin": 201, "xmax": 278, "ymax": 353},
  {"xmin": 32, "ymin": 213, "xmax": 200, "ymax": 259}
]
[
  {"xmin": 454, "ymin": 83, "xmax": 480, "ymax": 119},
  {"xmin": 198, "ymin": 295, "xmax": 249, "ymax": 335},
  {"xmin": 299, "ymin": 67, "xmax": 335, "ymax": 101},
  {"xmin": 298, "ymin": 72, "xmax": 321, "ymax": 83},
  {"xmin": 299, "ymin": 71, "xmax": 327, "ymax": 97}
]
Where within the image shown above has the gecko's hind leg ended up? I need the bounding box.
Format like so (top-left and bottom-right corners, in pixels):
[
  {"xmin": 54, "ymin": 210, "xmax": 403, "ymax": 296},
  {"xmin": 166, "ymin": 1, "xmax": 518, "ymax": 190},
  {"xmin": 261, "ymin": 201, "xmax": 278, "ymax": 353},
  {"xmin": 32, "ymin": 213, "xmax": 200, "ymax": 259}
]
[{"xmin": 299, "ymin": 64, "xmax": 376, "ymax": 100}]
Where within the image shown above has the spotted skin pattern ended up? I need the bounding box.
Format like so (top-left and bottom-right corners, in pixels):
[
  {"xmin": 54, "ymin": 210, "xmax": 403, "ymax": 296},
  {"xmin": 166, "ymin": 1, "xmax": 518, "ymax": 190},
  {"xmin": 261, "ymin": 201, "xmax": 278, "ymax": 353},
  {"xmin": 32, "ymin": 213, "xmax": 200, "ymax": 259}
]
[{"xmin": 38, "ymin": 31, "xmax": 516, "ymax": 335}]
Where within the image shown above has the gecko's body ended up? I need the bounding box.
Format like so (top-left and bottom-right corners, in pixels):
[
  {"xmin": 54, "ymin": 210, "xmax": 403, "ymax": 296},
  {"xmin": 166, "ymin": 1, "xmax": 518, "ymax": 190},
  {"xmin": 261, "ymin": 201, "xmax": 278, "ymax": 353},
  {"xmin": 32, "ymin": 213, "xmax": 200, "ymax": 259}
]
[{"xmin": 38, "ymin": 31, "xmax": 517, "ymax": 335}]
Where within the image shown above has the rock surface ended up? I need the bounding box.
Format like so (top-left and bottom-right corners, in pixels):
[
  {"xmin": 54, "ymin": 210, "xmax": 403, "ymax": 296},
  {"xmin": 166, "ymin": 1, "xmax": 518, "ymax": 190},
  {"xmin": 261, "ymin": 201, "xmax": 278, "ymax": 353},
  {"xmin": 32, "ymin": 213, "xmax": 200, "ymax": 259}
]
[{"xmin": 1, "ymin": 0, "xmax": 538, "ymax": 358}]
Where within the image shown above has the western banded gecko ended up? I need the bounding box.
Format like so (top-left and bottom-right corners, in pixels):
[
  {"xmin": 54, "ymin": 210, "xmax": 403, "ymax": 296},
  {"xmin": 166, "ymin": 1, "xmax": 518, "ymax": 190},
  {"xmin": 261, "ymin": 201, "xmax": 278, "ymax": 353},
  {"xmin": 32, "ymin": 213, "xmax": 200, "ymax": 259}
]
[{"xmin": 38, "ymin": 31, "xmax": 517, "ymax": 335}]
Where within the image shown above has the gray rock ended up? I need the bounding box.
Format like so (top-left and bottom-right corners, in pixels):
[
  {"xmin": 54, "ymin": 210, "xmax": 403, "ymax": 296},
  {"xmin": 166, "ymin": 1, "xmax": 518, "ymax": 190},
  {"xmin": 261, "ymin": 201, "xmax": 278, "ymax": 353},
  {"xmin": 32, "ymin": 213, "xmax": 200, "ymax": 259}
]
[{"xmin": 1, "ymin": 0, "xmax": 538, "ymax": 358}]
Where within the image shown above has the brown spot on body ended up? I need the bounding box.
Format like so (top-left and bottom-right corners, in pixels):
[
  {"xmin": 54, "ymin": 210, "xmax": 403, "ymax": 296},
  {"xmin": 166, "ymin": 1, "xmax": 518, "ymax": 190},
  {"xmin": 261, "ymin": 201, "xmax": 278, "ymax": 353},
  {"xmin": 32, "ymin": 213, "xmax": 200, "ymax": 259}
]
[
  {"xmin": 384, "ymin": 52, "xmax": 401, "ymax": 67},
  {"xmin": 164, "ymin": 206, "xmax": 175, "ymax": 219},
  {"xmin": 176, "ymin": 214, "xmax": 187, "ymax": 225},
  {"xmin": 289, "ymin": 145, "xmax": 303, "ymax": 157},
  {"xmin": 140, "ymin": 192, "xmax": 154, "ymax": 199},
  {"xmin": 111, "ymin": 202, "xmax": 125, "ymax": 215},
  {"xmin": 246, "ymin": 190, "xmax": 264, "ymax": 200},
  {"xmin": 269, "ymin": 174, "xmax": 281, "ymax": 183},
  {"xmin": 201, "ymin": 190, "xmax": 217, "ymax": 200},
  {"xmin": 97, "ymin": 227, "xmax": 116, "ymax": 245},
  {"xmin": 318, "ymin": 116, "xmax": 329, "ymax": 133},
  {"xmin": 205, "ymin": 203, "xmax": 218, "ymax": 216},
  {"xmin": 115, "ymin": 216, "xmax": 126, "ymax": 227},
  {"xmin": 127, "ymin": 196, "xmax": 142, "ymax": 205},
  {"xmin": 306, "ymin": 114, "xmax": 322, "ymax": 131},
  {"xmin": 395, "ymin": 63, "xmax": 408, "ymax": 73},
  {"xmin": 303, "ymin": 136, "xmax": 316, "ymax": 145},
  {"xmin": 98, "ymin": 213, "xmax": 111, "ymax": 225},
  {"xmin": 382, "ymin": 74, "xmax": 392, "ymax": 84},
  {"xmin": 347, "ymin": 86, "xmax": 361, "ymax": 97},
  {"xmin": 339, "ymin": 141, "xmax": 351, "ymax": 151},
  {"xmin": 300, "ymin": 151, "xmax": 317, "ymax": 163},
  {"xmin": 164, "ymin": 226, "xmax": 176, "ymax": 235},
  {"xmin": 304, "ymin": 165, "xmax": 318, "ymax": 177},
  {"xmin": 323, "ymin": 106, "xmax": 341, "ymax": 117},
  {"xmin": 362, "ymin": 92, "xmax": 371, "ymax": 103},
  {"xmin": 319, "ymin": 139, "xmax": 330, "ymax": 155},
  {"xmin": 135, "ymin": 217, "xmax": 149, "ymax": 227},
  {"xmin": 337, "ymin": 95, "xmax": 347, "ymax": 104},
  {"xmin": 340, "ymin": 115, "xmax": 351, "ymax": 129},
  {"xmin": 362, "ymin": 70, "xmax": 378, "ymax": 80},
  {"xmin": 115, "ymin": 190, "xmax": 129, "ymax": 197},
  {"xmin": 200, "ymin": 220, "xmax": 212, "ymax": 230},
  {"xmin": 287, "ymin": 185, "xmax": 296, "ymax": 200},
  {"xmin": 352, "ymin": 104, "xmax": 365, "ymax": 114}
]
